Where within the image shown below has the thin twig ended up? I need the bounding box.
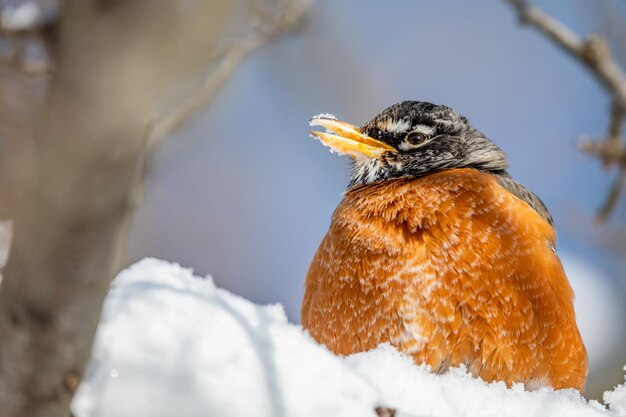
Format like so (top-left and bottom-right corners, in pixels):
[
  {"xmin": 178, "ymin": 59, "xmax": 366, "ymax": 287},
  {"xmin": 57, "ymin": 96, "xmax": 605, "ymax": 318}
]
[
  {"xmin": 579, "ymin": 100, "xmax": 626, "ymax": 169},
  {"xmin": 608, "ymin": 99, "xmax": 625, "ymax": 143},
  {"xmin": 148, "ymin": 0, "xmax": 308, "ymax": 147},
  {"xmin": 599, "ymin": 99, "xmax": 626, "ymax": 168},
  {"xmin": 506, "ymin": 0, "xmax": 626, "ymax": 220},
  {"xmin": 579, "ymin": 136, "xmax": 626, "ymax": 167},
  {"xmin": 598, "ymin": 170, "xmax": 626, "ymax": 222},
  {"xmin": 506, "ymin": 0, "xmax": 626, "ymax": 109},
  {"xmin": 147, "ymin": 42, "xmax": 255, "ymax": 145}
]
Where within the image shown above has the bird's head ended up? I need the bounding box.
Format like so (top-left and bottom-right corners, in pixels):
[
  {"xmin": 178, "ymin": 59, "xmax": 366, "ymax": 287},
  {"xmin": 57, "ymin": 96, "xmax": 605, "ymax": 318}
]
[{"xmin": 309, "ymin": 101, "xmax": 509, "ymax": 188}]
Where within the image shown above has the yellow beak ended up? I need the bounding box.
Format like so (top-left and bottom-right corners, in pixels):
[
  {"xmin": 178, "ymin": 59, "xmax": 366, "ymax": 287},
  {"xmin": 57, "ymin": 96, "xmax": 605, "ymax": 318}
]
[{"xmin": 308, "ymin": 114, "xmax": 396, "ymax": 159}]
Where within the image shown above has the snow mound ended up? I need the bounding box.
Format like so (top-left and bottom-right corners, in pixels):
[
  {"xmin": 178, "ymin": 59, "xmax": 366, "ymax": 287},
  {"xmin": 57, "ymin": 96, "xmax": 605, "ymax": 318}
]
[
  {"xmin": 72, "ymin": 258, "xmax": 376, "ymax": 417},
  {"xmin": 605, "ymin": 369, "xmax": 626, "ymax": 415},
  {"xmin": 349, "ymin": 346, "xmax": 616, "ymax": 417},
  {"xmin": 72, "ymin": 258, "xmax": 626, "ymax": 417}
]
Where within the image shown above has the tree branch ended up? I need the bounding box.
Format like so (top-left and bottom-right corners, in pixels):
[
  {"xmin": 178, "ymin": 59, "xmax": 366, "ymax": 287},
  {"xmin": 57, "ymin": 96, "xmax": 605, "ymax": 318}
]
[
  {"xmin": 608, "ymin": 99, "xmax": 625, "ymax": 140},
  {"xmin": 506, "ymin": 0, "xmax": 626, "ymax": 109},
  {"xmin": 598, "ymin": 170, "xmax": 626, "ymax": 222},
  {"xmin": 147, "ymin": 0, "xmax": 308, "ymax": 146},
  {"xmin": 506, "ymin": 0, "xmax": 626, "ymax": 220}
]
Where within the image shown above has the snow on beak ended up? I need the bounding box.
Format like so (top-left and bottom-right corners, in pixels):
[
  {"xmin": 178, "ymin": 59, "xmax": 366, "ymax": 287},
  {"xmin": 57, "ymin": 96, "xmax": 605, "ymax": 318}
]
[{"xmin": 308, "ymin": 114, "xmax": 396, "ymax": 159}]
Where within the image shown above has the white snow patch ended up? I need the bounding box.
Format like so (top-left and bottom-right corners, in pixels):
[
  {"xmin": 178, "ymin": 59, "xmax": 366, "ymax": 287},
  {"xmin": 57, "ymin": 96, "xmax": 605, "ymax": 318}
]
[
  {"xmin": 0, "ymin": 220, "xmax": 11, "ymax": 284},
  {"xmin": 0, "ymin": 220, "xmax": 11, "ymax": 269},
  {"xmin": 71, "ymin": 258, "xmax": 377, "ymax": 417},
  {"xmin": 308, "ymin": 113, "xmax": 337, "ymax": 126},
  {"xmin": 605, "ymin": 369, "xmax": 626, "ymax": 415},
  {"xmin": 348, "ymin": 345, "xmax": 618, "ymax": 417},
  {"xmin": 72, "ymin": 258, "xmax": 626, "ymax": 417},
  {"xmin": 1, "ymin": 2, "xmax": 41, "ymax": 31}
]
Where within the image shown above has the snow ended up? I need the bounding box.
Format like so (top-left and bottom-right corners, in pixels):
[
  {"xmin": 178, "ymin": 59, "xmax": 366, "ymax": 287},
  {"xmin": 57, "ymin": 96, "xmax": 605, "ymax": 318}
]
[
  {"xmin": 71, "ymin": 259, "xmax": 377, "ymax": 417},
  {"xmin": 0, "ymin": 220, "xmax": 10, "ymax": 284},
  {"xmin": 1, "ymin": 2, "xmax": 41, "ymax": 31},
  {"xmin": 348, "ymin": 347, "xmax": 614, "ymax": 417},
  {"xmin": 72, "ymin": 258, "xmax": 626, "ymax": 417},
  {"xmin": 605, "ymin": 368, "xmax": 626, "ymax": 415},
  {"xmin": 0, "ymin": 220, "xmax": 10, "ymax": 269},
  {"xmin": 308, "ymin": 113, "xmax": 337, "ymax": 126}
]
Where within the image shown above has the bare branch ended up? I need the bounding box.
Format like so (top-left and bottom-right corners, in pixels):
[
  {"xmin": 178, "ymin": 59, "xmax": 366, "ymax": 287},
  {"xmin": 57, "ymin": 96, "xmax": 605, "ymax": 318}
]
[
  {"xmin": 506, "ymin": 0, "xmax": 626, "ymax": 220},
  {"xmin": 506, "ymin": 0, "xmax": 581, "ymax": 55},
  {"xmin": 597, "ymin": 170, "xmax": 626, "ymax": 222},
  {"xmin": 147, "ymin": 40, "xmax": 256, "ymax": 146},
  {"xmin": 579, "ymin": 136, "xmax": 626, "ymax": 167},
  {"xmin": 506, "ymin": 0, "xmax": 626, "ymax": 109},
  {"xmin": 148, "ymin": 0, "xmax": 309, "ymax": 146},
  {"xmin": 608, "ymin": 99, "xmax": 625, "ymax": 143}
]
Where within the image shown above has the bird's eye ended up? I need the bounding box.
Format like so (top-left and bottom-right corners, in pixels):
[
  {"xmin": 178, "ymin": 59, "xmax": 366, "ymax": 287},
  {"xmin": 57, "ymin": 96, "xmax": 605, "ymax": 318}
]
[{"xmin": 406, "ymin": 131, "xmax": 428, "ymax": 145}]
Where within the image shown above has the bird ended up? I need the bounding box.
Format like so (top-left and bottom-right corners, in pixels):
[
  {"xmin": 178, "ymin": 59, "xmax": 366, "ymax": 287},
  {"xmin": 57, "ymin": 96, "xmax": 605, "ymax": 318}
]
[{"xmin": 302, "ymin": 101, "xmax": 587, "ymax": 391}]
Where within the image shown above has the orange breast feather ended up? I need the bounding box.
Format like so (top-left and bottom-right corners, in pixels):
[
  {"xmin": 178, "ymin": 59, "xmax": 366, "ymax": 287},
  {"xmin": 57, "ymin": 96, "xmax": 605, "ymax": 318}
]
[{"xmin": 302, "ymin": 168, "xmax": 587, "ymax": 391}]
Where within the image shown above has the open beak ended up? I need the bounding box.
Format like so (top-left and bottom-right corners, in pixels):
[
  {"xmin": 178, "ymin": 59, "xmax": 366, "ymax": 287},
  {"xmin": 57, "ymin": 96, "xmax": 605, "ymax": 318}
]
[{"xmin": 308, "ymin": 114, "xmax": 396, "ymax": 159}]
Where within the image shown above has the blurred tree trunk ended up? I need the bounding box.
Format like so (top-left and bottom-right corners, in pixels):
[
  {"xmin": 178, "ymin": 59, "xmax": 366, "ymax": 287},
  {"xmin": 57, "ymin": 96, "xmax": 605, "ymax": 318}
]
[
  {"xmin": 0, "ymin": 1, "xmax": 234, "ymax": 416},
  {"xmin": 0, "ymin": 0, "xmax": 307, "ymax": 414}
]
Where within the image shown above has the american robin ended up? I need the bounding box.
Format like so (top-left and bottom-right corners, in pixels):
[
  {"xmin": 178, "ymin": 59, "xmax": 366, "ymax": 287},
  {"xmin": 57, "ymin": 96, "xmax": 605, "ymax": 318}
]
[{"xmin": 302, "ymin": 101, "xmax": 587, "ymax": 391}]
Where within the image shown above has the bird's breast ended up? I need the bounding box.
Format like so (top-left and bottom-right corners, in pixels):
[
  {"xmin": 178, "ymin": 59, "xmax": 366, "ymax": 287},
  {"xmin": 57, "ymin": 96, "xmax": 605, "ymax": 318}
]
[{"xmin": 302, "ymin": 168, "xmax": 587, "ymax": 391}]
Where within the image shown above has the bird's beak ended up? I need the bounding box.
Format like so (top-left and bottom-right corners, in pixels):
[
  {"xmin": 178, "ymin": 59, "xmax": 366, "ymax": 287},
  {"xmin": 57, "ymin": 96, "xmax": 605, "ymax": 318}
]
[{"xmin": 308, "ymin": 114, "xmax": 396, "ymax": 159}]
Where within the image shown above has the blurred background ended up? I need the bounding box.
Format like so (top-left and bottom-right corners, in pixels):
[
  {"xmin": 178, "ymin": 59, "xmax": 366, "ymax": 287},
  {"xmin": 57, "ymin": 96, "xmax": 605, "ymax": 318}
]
[{"xmin": 124, "ymin": 0, "xmax": 626, "ymax": 398}]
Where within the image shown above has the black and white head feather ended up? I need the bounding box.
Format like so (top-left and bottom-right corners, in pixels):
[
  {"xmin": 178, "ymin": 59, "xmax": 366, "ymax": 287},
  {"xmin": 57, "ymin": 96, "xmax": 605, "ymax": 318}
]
[
  {"xmin": 350, "ymin": 101, "xmax": 553, "ymax": 225},
  {"xmin": 350, "ymin": 101, "xmax": 508, "ymax": 187}
]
